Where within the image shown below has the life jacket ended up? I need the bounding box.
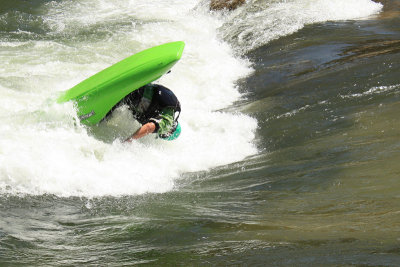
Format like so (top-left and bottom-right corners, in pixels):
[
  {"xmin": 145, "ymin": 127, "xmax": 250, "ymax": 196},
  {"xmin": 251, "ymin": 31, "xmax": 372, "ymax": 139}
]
[{"xmin": 128, "ymin": 84, "xmax": 181, "ymax": 125}]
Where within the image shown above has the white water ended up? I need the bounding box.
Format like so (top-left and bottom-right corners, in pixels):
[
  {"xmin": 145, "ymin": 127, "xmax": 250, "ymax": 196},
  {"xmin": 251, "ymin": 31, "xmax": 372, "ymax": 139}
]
[
  {"xmin": 0, "ymin": 0, "xmax": 382, "ymax": 197},
  {"xmin": 0, "ymin": 0, "xmax": 256, "ymax": 197},
  {"xmin": 220, "ymin": 0, "xmax": 383, "ymax": 53}
]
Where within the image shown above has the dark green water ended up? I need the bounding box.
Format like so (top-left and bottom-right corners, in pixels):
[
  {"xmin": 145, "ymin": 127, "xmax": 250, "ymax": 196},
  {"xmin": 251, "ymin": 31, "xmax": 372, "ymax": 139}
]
[{"xmin": 1, "ymin": 0, "xmax": 400, "ymax": 266}]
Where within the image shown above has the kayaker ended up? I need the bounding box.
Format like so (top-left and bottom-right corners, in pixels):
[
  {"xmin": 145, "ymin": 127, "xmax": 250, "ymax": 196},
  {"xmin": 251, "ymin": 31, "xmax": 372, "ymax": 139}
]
[{"xmin": 121, "ymin": 83, "xmax": 181, "ymax": 142}]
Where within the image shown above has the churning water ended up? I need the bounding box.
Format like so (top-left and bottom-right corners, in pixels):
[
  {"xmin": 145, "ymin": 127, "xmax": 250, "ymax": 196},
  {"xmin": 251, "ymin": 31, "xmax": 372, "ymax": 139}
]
[{"xmin": 1, "ymin": 0, "xmax": 399, "ymax": 265}]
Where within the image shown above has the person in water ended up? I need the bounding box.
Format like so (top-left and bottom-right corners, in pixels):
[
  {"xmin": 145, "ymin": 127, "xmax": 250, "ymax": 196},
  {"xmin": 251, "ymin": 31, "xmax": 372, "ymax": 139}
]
[{"xmin": 121, "ymin": 83, "xmax": 181, "ymax": 142}]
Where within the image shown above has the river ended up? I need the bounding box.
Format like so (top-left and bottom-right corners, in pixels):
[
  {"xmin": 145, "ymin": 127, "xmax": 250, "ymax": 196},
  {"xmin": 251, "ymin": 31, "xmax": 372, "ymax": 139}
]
[{"xmin": 1, "ymin": 0, "xmax": 399, "ymax": 265}]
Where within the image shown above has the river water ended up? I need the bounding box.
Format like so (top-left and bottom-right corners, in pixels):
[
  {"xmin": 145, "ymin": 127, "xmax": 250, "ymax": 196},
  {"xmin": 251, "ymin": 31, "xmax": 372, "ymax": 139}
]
[{"xmin": 1, "ymin": 0, "xmax": 399, "ymax": 265}]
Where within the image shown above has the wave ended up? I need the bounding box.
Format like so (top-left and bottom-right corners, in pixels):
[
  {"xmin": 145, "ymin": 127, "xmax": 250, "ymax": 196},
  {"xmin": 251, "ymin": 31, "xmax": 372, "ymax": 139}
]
[
  {"xmin": 0, "ymin": 0, "xmax": 257, "ymax": 197},
  {"xmin": 219, "ymin": 0, "xmax": 383, "ymax": 53}
]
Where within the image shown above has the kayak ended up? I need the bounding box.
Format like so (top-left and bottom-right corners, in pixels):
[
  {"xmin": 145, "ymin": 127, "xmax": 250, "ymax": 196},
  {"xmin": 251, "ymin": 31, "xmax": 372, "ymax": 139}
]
[{"xmin": 57, "ymin": 41, "xmax": 185, "ymax": 125}]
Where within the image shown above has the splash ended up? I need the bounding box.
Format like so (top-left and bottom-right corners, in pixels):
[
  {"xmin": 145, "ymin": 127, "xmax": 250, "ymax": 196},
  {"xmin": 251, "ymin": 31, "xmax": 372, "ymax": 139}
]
[
  {"xmin": 0, "ymin": 0, "xmax": 257, "ymax": 197},
  {"xmin": 220, "ymin": 0, "xmax": 383, "ymax": 53}
]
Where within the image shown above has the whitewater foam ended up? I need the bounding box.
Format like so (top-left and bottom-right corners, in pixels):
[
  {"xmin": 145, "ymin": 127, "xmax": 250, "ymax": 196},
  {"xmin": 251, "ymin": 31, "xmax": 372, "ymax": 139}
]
[
  {"xmin": 1, "ymin": 0, "xmax": 385, "ymax": 197},
  {"xmin": 0, "ymin": 0, "xmax": 256, "ymax": 197},
  {"xmin": 220, "ymin": 0, "xmax": 383, "ymax": 53}
]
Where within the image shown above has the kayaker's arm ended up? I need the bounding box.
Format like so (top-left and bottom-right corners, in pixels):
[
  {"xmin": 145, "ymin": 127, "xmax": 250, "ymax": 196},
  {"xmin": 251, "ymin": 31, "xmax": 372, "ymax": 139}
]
[{"xmin": 125, "ymin": 122, "xmax": 156, "ymax": 142}]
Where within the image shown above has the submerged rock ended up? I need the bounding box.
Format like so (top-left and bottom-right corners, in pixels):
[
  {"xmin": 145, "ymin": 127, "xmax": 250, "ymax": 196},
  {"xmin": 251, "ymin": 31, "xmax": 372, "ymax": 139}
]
[{"xmin": 210, "ymin": 0, "xmax": 246, "ymax": 11}]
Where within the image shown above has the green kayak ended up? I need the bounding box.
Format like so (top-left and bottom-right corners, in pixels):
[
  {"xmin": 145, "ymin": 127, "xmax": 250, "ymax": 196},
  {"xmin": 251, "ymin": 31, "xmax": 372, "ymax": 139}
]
[{"xmin": 57, "ymin": 41, "xmax": 185, "ymax": 125}]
